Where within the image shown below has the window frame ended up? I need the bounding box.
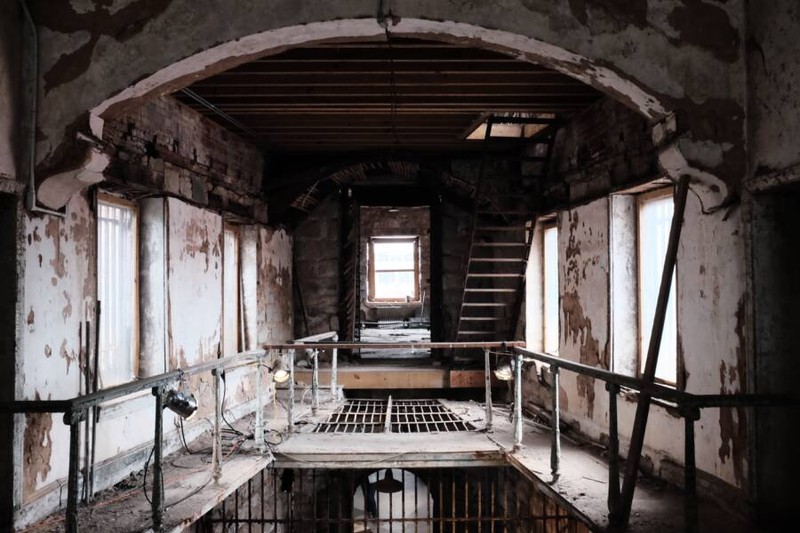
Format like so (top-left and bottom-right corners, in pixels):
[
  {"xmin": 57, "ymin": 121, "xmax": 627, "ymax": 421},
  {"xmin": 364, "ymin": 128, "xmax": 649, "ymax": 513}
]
[
  {"xmin": 367, "ymin": 236, "xmax": 421, "ymax": 303},
  {"xmin": 222, "ymin": 223, "xmax": 241, "ymax": 356},
  {"xmin": 541, "ymin": 221, "xmax": 559, "ymax": 355},
  {"xmin": 636, "ymin": 187, "xmax": 679, "ymax": 387},
  {"xmin": 96, "ymin": 192, "xmax": 140, "ymax": 387}
]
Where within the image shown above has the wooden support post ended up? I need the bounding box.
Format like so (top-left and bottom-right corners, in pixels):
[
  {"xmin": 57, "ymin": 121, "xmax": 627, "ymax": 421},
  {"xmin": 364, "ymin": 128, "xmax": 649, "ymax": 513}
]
[
  {"xmin": 288, "ymin": 349, "xmax": 295, "ymax": 434},
  {"xmin": 255, "ymin": 352, "xmax": 265, "ymax": 453},
  {"xmin": 619, "ymin": 175, "xmax": 690, "ymax": 524},
  {"xmin": 312, "ymin": 349, "xmax": 319, "ymax": 415},
  {"xmin": 513, "ymin": 352, "xmax": 523, "ymax": 448}
]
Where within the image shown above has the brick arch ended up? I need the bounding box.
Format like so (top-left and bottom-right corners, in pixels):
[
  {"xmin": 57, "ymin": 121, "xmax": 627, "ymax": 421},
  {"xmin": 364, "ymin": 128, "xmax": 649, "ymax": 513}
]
[
  {"xmin": 275, "ymin": 157, "xmax": 476, "ymax": 226},
  {"xmin": 32, "ymin": 2, "xmax": 745, "ymax": 206}
]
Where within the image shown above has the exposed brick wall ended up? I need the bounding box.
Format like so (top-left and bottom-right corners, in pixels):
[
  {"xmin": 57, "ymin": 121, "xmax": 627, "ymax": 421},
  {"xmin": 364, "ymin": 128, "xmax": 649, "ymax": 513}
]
[
  {"xmin": 103, "ymin": 96, "xmax": 267, "ymax": 222},
  {"xmin": 543, "ymin": 96, "xmax": 659, "ymax": 209},
  {"xmin": 293, "ymin": 195, "xmax": 341, "ymax": 337}
]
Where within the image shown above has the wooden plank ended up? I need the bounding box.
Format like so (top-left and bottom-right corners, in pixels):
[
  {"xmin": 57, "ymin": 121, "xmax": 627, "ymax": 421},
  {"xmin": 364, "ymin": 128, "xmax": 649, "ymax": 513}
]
[
  {"xmin": 449, "ymin": 369, "xmax": 502, "ymax": 388},
  {"xmin": 293, "ymin": 367, "xmax": 448, "ymax": 389}
]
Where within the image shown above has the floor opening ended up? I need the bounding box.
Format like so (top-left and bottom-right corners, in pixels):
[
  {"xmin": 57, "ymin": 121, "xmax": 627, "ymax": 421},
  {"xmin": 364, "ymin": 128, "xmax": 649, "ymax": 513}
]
[
  {"xmin": 314, "ymin": 399, "xmax": 477, "ymax": 434},
  {"xmin": 197, "ymin": 466, "xmax": 590, "ymax": 532}
]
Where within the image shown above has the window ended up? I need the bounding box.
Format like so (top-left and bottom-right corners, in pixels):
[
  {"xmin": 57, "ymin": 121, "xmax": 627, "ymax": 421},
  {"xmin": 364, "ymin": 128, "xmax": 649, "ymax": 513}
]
[
  {"xmin": 638, "ymin": 190, "xmax": 677, "ymax": 384},
  {"xmin": 223, "ymin": 225, "xmax": 240, "ymax": 356},
  {"xmin": 542, "ymin": 224, "xmax": 559, "ymax": 354},
  {"xmin": 368, "ymin": 236, "xmax": 420, "ymax": 302},
  {"xmin": 97, "ymin": 195, "xmax": 138, "ymax": 387}
]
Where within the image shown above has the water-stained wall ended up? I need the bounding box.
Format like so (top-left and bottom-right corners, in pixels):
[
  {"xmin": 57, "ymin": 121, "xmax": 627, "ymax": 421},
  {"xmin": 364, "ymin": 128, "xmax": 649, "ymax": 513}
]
[{"xmin": 523, "ymin": 186, "xmax": 749, "ymax": 501}]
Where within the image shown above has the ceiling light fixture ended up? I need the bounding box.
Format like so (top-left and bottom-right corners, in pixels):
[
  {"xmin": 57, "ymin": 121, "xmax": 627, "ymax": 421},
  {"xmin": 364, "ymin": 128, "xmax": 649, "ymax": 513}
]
[{"xmin": 374, "ymin": 469, "xmax": 404, "ymax": 494}]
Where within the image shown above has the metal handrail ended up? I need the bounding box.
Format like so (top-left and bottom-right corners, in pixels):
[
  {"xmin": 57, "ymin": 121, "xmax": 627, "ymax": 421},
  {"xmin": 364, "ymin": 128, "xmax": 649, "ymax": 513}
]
[{"xmin": 512, "ymin": 346, "xmax": 800, "ymax": 532}]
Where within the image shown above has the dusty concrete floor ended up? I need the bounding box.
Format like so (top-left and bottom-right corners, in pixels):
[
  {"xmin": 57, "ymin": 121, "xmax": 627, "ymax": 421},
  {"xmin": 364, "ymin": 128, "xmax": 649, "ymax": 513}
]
[{"xmin": 23, "ymin": 396, "xmax": 762, "ymax": 532}]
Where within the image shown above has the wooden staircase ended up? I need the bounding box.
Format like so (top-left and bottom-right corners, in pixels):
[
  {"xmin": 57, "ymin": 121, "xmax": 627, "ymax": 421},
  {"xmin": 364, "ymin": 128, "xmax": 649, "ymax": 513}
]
[{"xmin": 455, "ymin": 117, "xmax": 560, "ymax": 345}]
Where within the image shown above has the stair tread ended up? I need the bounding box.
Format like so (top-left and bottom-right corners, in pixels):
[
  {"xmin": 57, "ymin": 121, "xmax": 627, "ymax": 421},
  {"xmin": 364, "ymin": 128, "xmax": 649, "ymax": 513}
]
[
  {"xmin": 461, "ymin": 302, "xmax": 510, "ymax": 307},
  {"xmin": 464, "ymin": 288, "xmax": 517, "ymax": 292},
  {"xmin": 460, "ymin": 317, "xmax": 506, "ymax": 321},
  {"xmin": 469, "ymin": 258, "xmax": 526, "ymax": 263},
  {"xmin": 472, "ymin": 242, "xmax": 527, "ymax": 247}
]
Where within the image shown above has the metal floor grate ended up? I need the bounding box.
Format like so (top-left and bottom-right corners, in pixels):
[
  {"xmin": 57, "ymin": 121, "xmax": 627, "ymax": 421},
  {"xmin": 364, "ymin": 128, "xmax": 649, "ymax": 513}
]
[{"xmin": 314, "ymin": 399, "xmax": 476, "ymax": 434}]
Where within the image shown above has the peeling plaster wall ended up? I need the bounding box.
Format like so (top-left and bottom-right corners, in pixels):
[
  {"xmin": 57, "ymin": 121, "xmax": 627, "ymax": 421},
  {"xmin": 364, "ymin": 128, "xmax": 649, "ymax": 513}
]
[
  {"xmin": 257, "ymin": 226, "xmax": 293, "ymax": 344},
  {"xmin": 524, "ymin": 190, "xmax": 749, "ymax": 496},
  {"xmin": 21, "ymin": 193, "xmax": 95, "ymax": 501}
]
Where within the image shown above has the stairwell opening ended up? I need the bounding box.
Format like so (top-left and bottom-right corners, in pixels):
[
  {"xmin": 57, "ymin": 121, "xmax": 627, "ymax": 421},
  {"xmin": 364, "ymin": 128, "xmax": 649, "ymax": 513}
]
[{"xmin": 195, "ymin": 466, "xmax": 591, "ymax": 532}]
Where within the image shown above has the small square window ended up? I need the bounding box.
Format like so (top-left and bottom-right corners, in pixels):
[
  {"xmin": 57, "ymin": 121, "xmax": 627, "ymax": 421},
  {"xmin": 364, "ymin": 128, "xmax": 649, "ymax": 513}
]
[{"xmin": 368, "ymin": 237, "xmax": 420, "ymax": 302}]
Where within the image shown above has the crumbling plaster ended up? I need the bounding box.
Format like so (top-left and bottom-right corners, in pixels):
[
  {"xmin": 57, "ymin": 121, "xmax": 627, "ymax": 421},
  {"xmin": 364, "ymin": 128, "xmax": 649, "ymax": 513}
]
[
  {"xmin": 26, "ymin": 0, "xmax": 746, "ymax": 203},
  {"xmin": 525, "ymin": 188, "xmax": 749, "ymax": 493}
]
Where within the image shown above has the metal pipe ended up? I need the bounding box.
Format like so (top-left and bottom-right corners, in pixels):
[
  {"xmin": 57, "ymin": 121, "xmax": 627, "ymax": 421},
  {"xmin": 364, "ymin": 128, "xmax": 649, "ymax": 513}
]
[
  {"xmin": 255, "ymin": 352, "xmax": 265, "ymax": 453},
  {"xmin": 550, "ymin": 365, "xmax": 561, "ymax": 480},
  {"xmin": 18, "ymin": 0, "xmax": 65, "ymax": 217},
  {"xmin": 212, "ymin": 369, "xmax": 222, "ymax": 483},
  {"xmin": 151, "ymin": 387, "xmax": 165, "ymax": 531},
  {"xmin": 513, "ymin": 352, "xmax": 523, "ymax": 448},
  {"xmin": 288, "ymin": 349, "xmax": 295, "ymax": 434},
  {"xmin": 331, "ymin": 348, "xmax": 338, "ymax": 400},
  {"xmin": 620, "ymin": 175, "xmax": 690, "ymax": 523},
  {"xmin": 607, "ymin": 382, "xmax": 621, "ymax": 524},
  {"xmin": 484, "ymin": 348, "xmax": 493, "ymax": 432},
  {"xmin": 385, "ymin": 395, "xmax": 393, "ymax": 433},
  {"xmin": 311, "ymin": 349, "xmax": 319, "ymax": 415}
]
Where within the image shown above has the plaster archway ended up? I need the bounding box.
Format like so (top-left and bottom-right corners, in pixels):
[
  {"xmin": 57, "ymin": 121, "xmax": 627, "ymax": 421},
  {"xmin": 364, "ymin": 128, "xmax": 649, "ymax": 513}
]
[{"xmin": 30, "ymin": 1, "xmax": 745, "ymax": 206}]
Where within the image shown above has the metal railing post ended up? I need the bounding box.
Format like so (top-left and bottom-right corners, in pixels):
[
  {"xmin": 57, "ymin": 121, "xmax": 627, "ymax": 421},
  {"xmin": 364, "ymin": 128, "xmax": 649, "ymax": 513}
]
[
  {"xmin": 607, "ymin": 382, "xmax": 621, "ymax": 524},
  {"xmin": 211, "ymin": 369, "xmax": 222, "ymax": 483},
  {"xmin": 484, "ymin": 348, "xmax": 493, "ymax": 432},
  {"xmin": 550, "ymin": 365, "xmax": 561, "ymax": 481},
  {"xmin": 385, "ymin": 395, "xmax": 393, "ymax": 434},
  {"xmin": 684, "ymin": 406, "xmax": 700, "ymax": 533},
  {"xmin": 288, "ymin": 349, "xmax": 295, "ymax": 434},
  {"xmin": 312, "ymin": 349, "xmax": 319, "ymax": 415},
  {"xmin": 513, "ymin": 352, "xmax": 523, "ymax": 448},
  {"xmin": 64, "ymin": 409, "xmax": 86, "ymax": 533},
  {"xmin": 331, "ymin": 347, "xmax": 338, "ymax": 401},
  {"xmin": 254, "ymin": 351, "xmax": 265, "ymax": 454},
  {"xmin": 151, "ymin": 387, "xmax": 165, "ymax": 531}
]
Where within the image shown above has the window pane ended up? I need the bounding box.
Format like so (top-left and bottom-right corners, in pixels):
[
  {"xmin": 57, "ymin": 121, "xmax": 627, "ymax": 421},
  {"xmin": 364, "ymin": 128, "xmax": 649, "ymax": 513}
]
[
  {"xmin": 98, "ymin": 200, "xmax": 136, "ymax": 387},
  {"xmin": 374, "ymin": 271, "xmax": 415, "ymax": 299},
  {"xmin": 223, "ymin": 227, "xmax": 239, "ymax": 356},
  {"xmin": 373, "ymin": 241, "xmax": 415, "ymax": 271},
  {"xmin": 639, "ymin": 195, "xmax": 677, "ymax": 383},
  {"xmin": 543, "ymin": 226, "xmax": 559, "ymax": 354}
]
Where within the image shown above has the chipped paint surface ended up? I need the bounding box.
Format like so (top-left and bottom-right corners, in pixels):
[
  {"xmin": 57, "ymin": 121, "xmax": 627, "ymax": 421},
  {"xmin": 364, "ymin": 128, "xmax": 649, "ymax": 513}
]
[
  {"xmin": 559, "ymin": 201, "xmax": 609, "ymax": 420},
  {"xmin": 257, "ymin": 227, "xmax": 293, "ymax": 344},
  {"xmin": 167, "ymin": 198, "xmax": 222, "ymax": 369},
  {"xmin": 22, "ymin": 193, "xmax": 95, "ymax": 498},
  {"xmin": 22, "ymin": 394, "xmax": 53, "ymax": 500},
  {"xmin": 537, "ymin": 188, "xmax": 749, "ymax": 491},
  {"xmin": 677, "ymin": 189, "xmax": 748, "ymax": 488}
]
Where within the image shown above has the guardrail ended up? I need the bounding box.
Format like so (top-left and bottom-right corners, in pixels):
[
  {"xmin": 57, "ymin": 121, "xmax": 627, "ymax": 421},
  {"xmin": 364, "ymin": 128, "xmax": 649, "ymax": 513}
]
[
  {"xmin": 512, "ymin": 346, "xmax": 799, "ymax": 533},
  {"xmin": 0, "ymin": 340, "xmax": 519, "ymax": 532}
]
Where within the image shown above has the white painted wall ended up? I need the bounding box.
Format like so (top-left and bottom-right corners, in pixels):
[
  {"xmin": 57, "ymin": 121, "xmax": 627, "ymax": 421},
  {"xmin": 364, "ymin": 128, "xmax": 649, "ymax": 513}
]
[{"xmin": 527, "ymin": 187, "xmax": 748, "ymax": 490}]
